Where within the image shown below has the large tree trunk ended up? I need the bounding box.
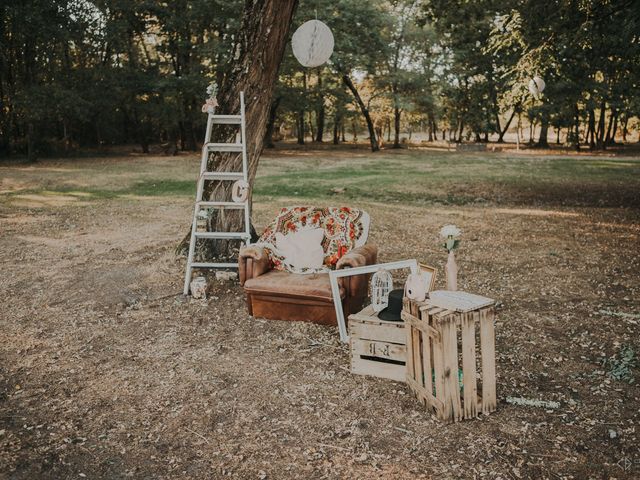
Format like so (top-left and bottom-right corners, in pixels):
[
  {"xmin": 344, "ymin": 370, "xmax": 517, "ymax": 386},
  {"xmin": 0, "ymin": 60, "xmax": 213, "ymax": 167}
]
[
  {"xmin": 342, "ymin": 73, "xmax": 379, "ymax": 152},
  {"xmin": 178, "ymin": 0, "xmax": 298, "ymax": 256}
]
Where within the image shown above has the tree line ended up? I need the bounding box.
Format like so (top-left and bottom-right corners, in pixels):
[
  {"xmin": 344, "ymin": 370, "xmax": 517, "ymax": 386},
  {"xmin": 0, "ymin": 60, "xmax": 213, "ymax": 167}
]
[{"xmin": 1, "ymin": 0, "xmax": 639, "ymax": 161}]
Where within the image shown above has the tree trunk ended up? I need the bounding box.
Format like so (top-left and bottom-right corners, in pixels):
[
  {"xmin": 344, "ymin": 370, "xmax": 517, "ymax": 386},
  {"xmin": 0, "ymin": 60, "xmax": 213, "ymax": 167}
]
[
  {"xmin": 622, "ymin": 114, "xmax": 629, "ymax": 142},
  {"xmin": 296, "ymin": 109, "xmax": 305, "ymax": 144},
  {"xmin": 178, "ymin": 0, "xmax": 298, "ymax": 256},
  {"xmin": 596, "ymin": 101, "xmax": 606, "ymax": 149},
  {"xmin": 333, "ymin": 111, "xmax": 340, "ymax": 145},
  {"xmin": 342, "ymin": 73, "xmax": 379, "ymax": 152},
  {"xmin": 588, "ymin": 108, "xmax": 595, "ymax": 149},
  {"xmin": 314, "ymin": 71, "xmax": 324, "ymax": 142},
  {"xmin": 264, "ymin": 96, "xmax": 281, "ymax": 148},
  {"xmin": 341, "ymin": 122, "xmax": 346, "ymax": 142},
  {"xmin": 393, "ymin": 105, "xmax": 401, "ymax": 148},
  {"xmin": 497, "ymin": 108, "xmax": 517, "ymax": 143},
  {"xmin": 605, "ymin": 108, "xmax": 617, "ymax": 145},
  {"xmin": 536, "ymin": 116, "xmax": 549, "ymax": 148},
  {"xmin": 26, "ymin": 121, "xmax": 36, "ymax": 162}
]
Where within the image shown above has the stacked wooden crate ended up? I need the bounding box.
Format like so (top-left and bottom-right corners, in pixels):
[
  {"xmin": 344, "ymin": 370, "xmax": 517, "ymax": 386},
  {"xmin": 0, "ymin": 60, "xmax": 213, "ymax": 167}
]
[
  {"xmin": 348, "ymin": 305, "xmax": 406, "ymax": 382},
  {"xmin": 401, "ymin": 297, "xmax": 496, "ymax": 423}
]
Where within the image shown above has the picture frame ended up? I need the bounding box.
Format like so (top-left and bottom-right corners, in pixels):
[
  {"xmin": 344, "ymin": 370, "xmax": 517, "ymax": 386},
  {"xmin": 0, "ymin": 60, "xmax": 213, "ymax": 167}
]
[
  {"xmin": 419, "ymin": 263, "xmax": 438, "ymax": 292},
  {"xmin": 329, "ymin": 259, "xmax": 419, "ymax": 343}
]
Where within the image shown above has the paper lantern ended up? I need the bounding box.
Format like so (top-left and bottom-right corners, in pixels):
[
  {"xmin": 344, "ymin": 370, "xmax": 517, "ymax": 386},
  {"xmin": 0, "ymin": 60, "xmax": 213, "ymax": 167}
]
[
  {"xmin": 528, "ymin": 76, "xmax": 546, "ymax": 96},
  {"xmin": 370, "ymin": 269, "xmax": 393, "ymax": 313},
  {"xmin": 291, "ymin": 20, "xmax": 334, "ymax": 68}
]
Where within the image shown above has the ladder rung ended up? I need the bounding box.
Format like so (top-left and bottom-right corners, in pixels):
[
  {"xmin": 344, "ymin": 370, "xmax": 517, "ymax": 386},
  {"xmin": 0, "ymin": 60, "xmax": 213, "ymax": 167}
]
[
  {"xmin": 197, "ymin": 201, "xmax": 247, "ymax": 209},
  {"xmin": 210, "ymin": 115, "xmax": 242, "ymax": 124},
  {"xmin": 205, "ymin": 143, "xmax": 243, "ymax": 152},
  {"xmin": 194, "ymin": 232, "xmax": 250, "ymax": 239},
  {"xmin": 191, "ymin": 262, "xmax": 238, "ymax": 269},
  {"xmin": 202, "ymin": 172, "xmax": 244, "ymax": 180}
]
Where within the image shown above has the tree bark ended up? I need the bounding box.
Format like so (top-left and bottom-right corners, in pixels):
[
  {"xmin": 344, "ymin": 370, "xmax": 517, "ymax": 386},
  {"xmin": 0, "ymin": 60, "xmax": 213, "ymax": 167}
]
[
  {"xmin": 314, "ymin": 70, "xmax": 324, "ymax": 142},
  {"xmin": 596, "ymin": 101, "xmax": 606, "ymax": 149},
  {"xmin": 332, "ymin": 111, "xmax": 340, "ymax": 145},
  {"xmin": 588, "ymin": 108, "xmax": 596, "ymax": 149},
  {"xmin": 393, "ymin": 105, "xmax": 401, "ymax": 148},
  {"xmin": 178, "ymin": 0, "xmax": 298, "ymax": 255},
  {"xmin": 497, "ymin": 108, "xmax": 517, "ymax": 143},
  {"xmin": 264, "ymin": 96, "xmax": 281, "ymax": 148},
  {"xmin": 342, "ymin": 73, "xmax": 379, "ymax": 152},
  {"xmin": 536, "ymin": 116, "xmax": 549, "ymax": 148}
]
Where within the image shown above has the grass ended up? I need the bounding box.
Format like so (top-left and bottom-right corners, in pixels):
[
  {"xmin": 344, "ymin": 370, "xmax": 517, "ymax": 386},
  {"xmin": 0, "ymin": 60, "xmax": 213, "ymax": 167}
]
[{"xmin": 1, "ymin": 148, "xmax": 640, "ymax": 208}]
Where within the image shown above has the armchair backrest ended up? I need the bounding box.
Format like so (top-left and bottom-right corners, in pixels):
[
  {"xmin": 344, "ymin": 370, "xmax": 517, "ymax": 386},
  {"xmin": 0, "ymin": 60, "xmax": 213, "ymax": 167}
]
[{"xmin": 258, "ymin": 206, "xmax": 370, "ymax": 270}]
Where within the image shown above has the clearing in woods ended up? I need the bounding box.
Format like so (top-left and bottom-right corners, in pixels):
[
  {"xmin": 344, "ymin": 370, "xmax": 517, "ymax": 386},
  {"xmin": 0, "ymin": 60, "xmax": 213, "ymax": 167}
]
[{"xmin": 1, "ymin": 146, "xmax": 639, "ymax": 478}]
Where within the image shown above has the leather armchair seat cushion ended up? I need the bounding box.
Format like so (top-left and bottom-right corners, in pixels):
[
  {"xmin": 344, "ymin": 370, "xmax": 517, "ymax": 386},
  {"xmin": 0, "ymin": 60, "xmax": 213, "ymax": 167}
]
[{"xmin": 243, "ymin": 270, "xmax": 345, "ymax": 303}]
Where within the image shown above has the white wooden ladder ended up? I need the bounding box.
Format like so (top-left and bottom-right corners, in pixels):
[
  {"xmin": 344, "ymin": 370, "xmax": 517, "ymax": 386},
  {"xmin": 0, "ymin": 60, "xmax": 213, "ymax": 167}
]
[{"xmin": 183, "ymin": 91, "xmax": 251, "ymax": 295}]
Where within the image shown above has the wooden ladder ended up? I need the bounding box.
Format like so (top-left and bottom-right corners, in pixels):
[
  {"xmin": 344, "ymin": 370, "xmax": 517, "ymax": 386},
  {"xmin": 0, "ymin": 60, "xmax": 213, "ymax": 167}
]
[{"xmin": 183, "ymin": 92, "xmax": 251, "ymax": 295}]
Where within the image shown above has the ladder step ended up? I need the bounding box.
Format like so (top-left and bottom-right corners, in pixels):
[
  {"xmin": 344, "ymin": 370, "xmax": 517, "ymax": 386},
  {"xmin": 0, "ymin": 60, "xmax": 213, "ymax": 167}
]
[
  {"xmin": 197, "ymin": 201, "xmax": 247, "ymax": 209},
  {"xmin": 190, "ymin": 262, "xmax": 238, "ymax": 269},
  {"xmin": 202, "ymin": 172, "xmax": 244, "ymax": 180},
  {"xmin": 194, "ymin": 232, "xmax": 250, "ymax": 239},
  {"xmin": 209, "ymin": 115, "xmax": 242, "ymax": 124},
  {"xmin": 205, "ymin": 143, "xmax": 243, "ymax": 152}
]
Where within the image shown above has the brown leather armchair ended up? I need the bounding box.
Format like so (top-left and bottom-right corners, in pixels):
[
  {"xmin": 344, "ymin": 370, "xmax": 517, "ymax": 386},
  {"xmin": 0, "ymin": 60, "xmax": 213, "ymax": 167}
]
[
  {"xmin": 239, "ymin": 243, "xmax": 377, "ymax": 325},
  {"xmin": 239, "ymin": 206, "xmax": 377, "ymax": 325}
]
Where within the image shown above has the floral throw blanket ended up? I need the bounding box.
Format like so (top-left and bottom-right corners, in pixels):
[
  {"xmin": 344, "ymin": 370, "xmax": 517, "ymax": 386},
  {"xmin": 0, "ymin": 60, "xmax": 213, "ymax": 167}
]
[{"xmin": 256, "ymin": 206, "xmax": 370, "ymax": 274}]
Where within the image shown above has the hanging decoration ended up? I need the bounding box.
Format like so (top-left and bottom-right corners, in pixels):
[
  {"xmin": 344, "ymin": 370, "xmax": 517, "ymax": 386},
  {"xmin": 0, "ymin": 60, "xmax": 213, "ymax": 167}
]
[
  {"xmin": 231, "ymin": 179, "xmax": 250, "ymax": 203},
  {"xmin": 202, "ymin": 81, "xmax": 219, "ymax": 113},
  {"xmin": 370, "ymin": 269, "xmax": 394, "ymax": 313},
  {"xmin": 528, "ymin": 76, "xmax": 546, "ymax": 97},
  {"xmin": 291, "ymin": 20, "xmax": 334, "ymax": 68}
]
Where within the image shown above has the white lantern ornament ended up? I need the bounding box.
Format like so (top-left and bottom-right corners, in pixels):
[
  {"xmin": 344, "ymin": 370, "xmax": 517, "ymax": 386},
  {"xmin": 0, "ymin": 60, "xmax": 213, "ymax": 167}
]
[
  {"xmin": 528, "ymin": 76, "xmax": 546, "ymax": 97},
  {"xmin": 370, "ymin": 269, "xmax": 394, "ymax": 313},
  {"xmin": 291, "ymin": 20, "xmax": 334, "ymax": 68}
]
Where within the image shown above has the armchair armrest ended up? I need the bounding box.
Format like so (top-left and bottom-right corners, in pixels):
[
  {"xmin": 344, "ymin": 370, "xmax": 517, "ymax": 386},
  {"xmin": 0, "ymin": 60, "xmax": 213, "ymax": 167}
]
[
  {"xmin": 239, "ymin": 246, "xmax": 272, "ymax": 286},
  {"xmin": 336, "ymin": 244, "xmax": 378, "ymax": 297}
]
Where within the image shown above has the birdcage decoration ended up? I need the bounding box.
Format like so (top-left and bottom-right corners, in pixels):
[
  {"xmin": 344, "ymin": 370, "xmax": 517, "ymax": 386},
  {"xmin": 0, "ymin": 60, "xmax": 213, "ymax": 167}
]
[{"xmin": 370, "ymin": 269, "xmax": 394, "ymax": 313}]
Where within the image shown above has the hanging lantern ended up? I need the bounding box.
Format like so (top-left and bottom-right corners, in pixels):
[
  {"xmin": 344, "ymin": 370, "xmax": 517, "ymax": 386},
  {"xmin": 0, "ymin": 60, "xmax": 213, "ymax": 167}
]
[
  {"xmin": 370, "ymin": 269, "xmax": 394, "ymax": 313},
  {"xmin": 291, "ymin": 20, "xmax": 334, "ymax": 68},
  {"xmin": 528, "ymin": 76, "xmax": 546, "ymax": 96}
]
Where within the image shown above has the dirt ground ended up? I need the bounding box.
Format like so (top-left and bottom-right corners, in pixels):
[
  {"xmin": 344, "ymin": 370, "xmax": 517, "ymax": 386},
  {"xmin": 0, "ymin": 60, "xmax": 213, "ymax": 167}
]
[{"xmin": 1, "ymin": 149, "xmax": 639, "ymax": 479}]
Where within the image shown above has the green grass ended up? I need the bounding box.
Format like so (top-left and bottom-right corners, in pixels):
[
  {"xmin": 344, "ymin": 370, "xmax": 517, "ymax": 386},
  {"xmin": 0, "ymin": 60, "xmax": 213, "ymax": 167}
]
[{"xmin": 2, "ymin": 149, "xmax": 639, "ymax": 208}]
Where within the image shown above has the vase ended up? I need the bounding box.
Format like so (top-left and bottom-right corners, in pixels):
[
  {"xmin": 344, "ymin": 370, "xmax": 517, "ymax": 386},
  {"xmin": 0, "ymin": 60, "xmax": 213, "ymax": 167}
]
[{"xmin": 446, "ymin": 251, "xmax": 458, "ymax": 291}]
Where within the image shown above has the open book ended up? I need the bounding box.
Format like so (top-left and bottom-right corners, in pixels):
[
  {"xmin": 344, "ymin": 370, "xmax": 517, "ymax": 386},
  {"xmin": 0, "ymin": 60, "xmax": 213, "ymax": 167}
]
[{"xmin": 428, "ymin": 290, "xmax": 495, "ymax": 313}]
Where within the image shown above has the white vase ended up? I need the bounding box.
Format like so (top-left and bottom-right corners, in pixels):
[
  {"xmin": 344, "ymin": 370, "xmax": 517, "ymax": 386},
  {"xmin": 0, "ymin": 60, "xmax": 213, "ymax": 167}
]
[{"xmin": 446, "ymin": 251, "xmax": 458, "ymax": 291}]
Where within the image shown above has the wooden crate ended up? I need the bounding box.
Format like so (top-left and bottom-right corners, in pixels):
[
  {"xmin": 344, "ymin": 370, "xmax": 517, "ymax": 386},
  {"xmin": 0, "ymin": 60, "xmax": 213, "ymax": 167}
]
[
  {"xmin": 401, "ymin": 297, "xmax": 496, "ymax": 423},
  {"xmin": 349, "ymin": 305, "xmax": 406, "ymax": 382}
]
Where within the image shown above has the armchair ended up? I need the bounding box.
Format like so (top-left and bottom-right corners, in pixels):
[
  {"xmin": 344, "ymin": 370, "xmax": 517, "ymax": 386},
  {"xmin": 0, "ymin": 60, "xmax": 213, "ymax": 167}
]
[{"xmin": 239, "ymin": 207, "xmax": 378, "ymax": 325}]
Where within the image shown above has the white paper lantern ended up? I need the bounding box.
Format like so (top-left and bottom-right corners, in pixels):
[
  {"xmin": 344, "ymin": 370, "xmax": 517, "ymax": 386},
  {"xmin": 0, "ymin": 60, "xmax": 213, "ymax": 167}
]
[
  {"xmin": 370, "ymin": 269, "xmax": 393, "ymax": 313},
  {"xmin": 291, "ymin": 20, "xmax": 334, "ymax": 68},
  {"xmin": 528, "ymin": 76, "xmax": 546, "ymax": 96}
]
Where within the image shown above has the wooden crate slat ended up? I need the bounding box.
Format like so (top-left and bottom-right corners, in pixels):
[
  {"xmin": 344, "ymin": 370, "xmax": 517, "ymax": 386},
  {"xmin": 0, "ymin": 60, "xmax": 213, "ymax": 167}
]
[
  {"xmin": 462, "ymin": 312, "xmax": 478, "ymax": 419},
  {"xmin": 443, "ymin": 317, "xmax": 463, "ymax": 422},
  {"xmin": 351, "ymin": 338, "xmax": 406, "ymax": 362},
  {"xmin": 422, "ymin": 324, "xmax": 433, "ymax": 399},
  {"xmin": 351, "ymin": 357, "xmax": 405, "ymax": 382},
  {"xmin": 480, "ymin": 307, "xmax": 497, "ymax": 414},
  {"xmin": 413, "ymin": 326, "xmax": 424, "ymax": 388},
  {"xmin": 349, "ymin": 319, "xmax": 406, "ymax": 345}
]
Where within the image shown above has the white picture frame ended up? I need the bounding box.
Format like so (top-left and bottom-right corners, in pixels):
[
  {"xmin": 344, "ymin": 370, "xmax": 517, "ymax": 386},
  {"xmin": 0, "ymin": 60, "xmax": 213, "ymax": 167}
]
[{"xmin": 329, "ymin": 259, "xmax": 419, "ymax": 343}]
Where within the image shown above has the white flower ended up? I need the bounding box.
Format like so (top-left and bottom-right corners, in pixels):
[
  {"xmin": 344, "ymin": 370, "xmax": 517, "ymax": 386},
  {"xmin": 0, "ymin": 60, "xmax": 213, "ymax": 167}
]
[{"xmin": 439, "ymin": 224, "xmax": 461, "ymax": 239}]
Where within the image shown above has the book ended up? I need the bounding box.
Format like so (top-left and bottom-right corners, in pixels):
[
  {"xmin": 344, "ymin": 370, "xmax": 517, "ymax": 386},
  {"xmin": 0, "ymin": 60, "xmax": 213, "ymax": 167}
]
[{"xmin": 427, "ymin": 290, "xmax": 495, "ymax": 313}]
